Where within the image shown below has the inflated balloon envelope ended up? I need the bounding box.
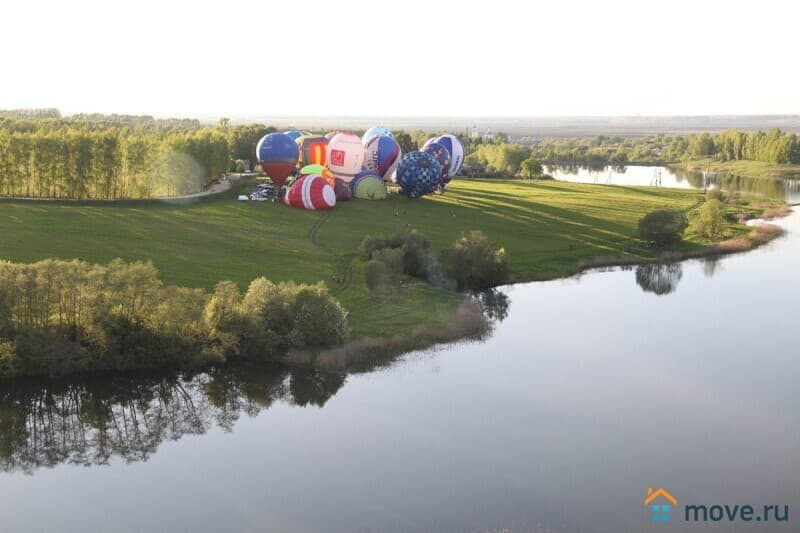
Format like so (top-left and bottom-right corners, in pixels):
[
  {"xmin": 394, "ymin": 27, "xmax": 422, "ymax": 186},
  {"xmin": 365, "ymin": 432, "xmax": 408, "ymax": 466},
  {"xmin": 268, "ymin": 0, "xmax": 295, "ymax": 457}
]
[
  {"xmin": 256, "ymin": 132, "xmax": 300, "ymax": 188},
  {"xmin": 296, "ymin": 135, "xmax": 329, "ymax": 168},
  {"xmin": 364, "ymin": 134, "xmax": 402, "ymax": 182},
  {"xmin": 326, "ymin": 132, "xmax": 365, "ymax": 182},
  {"xmin": 395, "ymin": 151, "xmax": 441, "ymax": 199},
  {"xmin": 284, "ymin": 175, "xmax": 336, "ymax": 210}
]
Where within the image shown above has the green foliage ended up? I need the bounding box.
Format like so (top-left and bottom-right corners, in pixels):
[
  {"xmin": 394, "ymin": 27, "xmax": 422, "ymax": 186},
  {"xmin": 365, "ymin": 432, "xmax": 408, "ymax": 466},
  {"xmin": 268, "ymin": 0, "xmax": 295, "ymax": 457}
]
[
  {"xmin": 364, "ymin": 259, "xmax": 389, "ymax": 297},
  {"xmin": 393, "ymin": 131, "xmax": 417, "ymax": 154},
  {"xmin": 0, "ymin": 116, "xmax": 278, "ymax": 199},
  {"xmin": 289, "ymin": 284, "xmax": 349, "ymax": 348},
  {"xmin": 0, "ymin": 259, "xmax": 349, "ymax": 378},
  {"xmin": 637, "ymin": 210, "xmax": 688, "ymax": 248},
  {"xmin": 690, "ymin": 199, "xmax": 726, "ymax": 238},
  {"xmin": 521, "ymin": 157, "xmax": 544, "ymax": 178},
  {"xmin": 466, "ymin": 143, "xmax": 531, "ymax": 174},
  {"xmin": 523, "ymin": 128, "xmax": 800, "ymax": 166},
  {"xmin": 361, "ymin": 229, "xmax": 448, "ymax": 287},
  {"xmin": 442, "ymin": 231, "xmax": 511, "ymax": 290}
]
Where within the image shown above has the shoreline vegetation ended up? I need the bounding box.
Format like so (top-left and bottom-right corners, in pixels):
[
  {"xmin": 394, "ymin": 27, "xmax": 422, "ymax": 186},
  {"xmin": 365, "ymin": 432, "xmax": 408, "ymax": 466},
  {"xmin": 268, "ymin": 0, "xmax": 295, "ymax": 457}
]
[
  {"xmin": 1, "ymin": 175, "xmax": 788, "ymax": 379},
  {"xmin": 0, "ymin": 112, "xmax": 795, "ymax": 379}
]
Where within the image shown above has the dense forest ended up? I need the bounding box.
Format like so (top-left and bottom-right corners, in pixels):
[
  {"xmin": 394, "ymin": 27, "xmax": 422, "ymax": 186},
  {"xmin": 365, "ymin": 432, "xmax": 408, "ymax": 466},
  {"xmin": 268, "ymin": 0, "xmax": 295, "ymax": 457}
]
[{"xmin": 0, "ymin": 114, "xmax": 272, "ymax": 198}]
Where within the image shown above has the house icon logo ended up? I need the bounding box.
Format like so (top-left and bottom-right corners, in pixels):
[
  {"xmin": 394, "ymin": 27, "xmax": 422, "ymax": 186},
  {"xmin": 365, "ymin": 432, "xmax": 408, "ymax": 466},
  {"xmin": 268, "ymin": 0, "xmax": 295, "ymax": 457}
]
[{"xmin": 645, "ymin": 487, "xmax": 678, "ymax": 523}]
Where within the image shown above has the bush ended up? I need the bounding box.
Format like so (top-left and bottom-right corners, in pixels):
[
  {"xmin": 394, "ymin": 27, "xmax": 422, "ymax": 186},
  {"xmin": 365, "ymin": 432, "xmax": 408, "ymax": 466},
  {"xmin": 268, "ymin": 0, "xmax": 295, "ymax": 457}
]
[
  {"xmin": 637, "ymin": 210, "xmax": 688, "ymax": 248},
  {"xmin": 442, "ymin": 231, "xmax": 511, "ymax": 290},
  {"xmin": 372, "ymin": 247, "xmax": 404, "ymax": 275},
  {"xmin": 690, "ymin": 199, "xmax": 726, "ymax": 238},
  {"xmin": 364, "ymin": 260, "xmax": 389, "ymax": 297},
  {"xmin": 521, "ymin": 157, "xmax": 544, "ymax": 178},
  {"xmin": 360, "ymin": 229, "xmax": 448, "ymax": 286},
  {"xmin": 289, "ymin": 284, "xmax": 349, "ymax": 348}
]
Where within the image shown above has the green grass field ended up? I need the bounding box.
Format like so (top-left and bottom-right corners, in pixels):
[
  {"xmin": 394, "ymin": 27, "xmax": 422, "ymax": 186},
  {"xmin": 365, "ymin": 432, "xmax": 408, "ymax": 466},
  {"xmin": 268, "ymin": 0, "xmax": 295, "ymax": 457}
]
[{"xmin": 0, "ymin": 178, "xmax": 710, "ymax": 338}]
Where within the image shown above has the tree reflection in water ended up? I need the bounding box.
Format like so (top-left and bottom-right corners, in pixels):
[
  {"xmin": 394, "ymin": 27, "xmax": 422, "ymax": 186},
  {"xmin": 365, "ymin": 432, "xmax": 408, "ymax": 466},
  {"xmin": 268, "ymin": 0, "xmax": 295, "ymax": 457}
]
[
  {"xmin": 475, "ymin": 289, "xmax": 511, "ymax": 322},
  {"xmin": 635, "ymin": 263, "xmax": 683, "ymax": 295},
  {"xmin": 0, "ymin": 365, "xmax": 346, "ymax": 473}
]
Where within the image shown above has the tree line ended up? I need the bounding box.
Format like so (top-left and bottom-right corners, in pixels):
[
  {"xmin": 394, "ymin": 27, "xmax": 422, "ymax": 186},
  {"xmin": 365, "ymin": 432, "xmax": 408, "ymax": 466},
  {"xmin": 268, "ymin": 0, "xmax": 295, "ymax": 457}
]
[
  {"xmin": 526, "ymin": 129, "xmax": 800, "ymax": 166},
  {"xmin": 0, "ymin": 116, "xmax": 273, "ymax": 198},
  {"xmin": 0, "ymin": 258, "xmax": 349, "ymax": 378}
]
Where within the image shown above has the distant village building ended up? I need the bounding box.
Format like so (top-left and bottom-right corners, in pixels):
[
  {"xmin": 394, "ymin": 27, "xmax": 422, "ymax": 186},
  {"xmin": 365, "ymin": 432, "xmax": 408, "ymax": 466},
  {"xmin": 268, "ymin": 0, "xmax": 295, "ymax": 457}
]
[
  {"xmin": 470, "ymin": 124, "xmax": 479, "ymax": 139},
  {"xmin": 484, "ymin": 128, "xmax": 494, "ymax": 141}
]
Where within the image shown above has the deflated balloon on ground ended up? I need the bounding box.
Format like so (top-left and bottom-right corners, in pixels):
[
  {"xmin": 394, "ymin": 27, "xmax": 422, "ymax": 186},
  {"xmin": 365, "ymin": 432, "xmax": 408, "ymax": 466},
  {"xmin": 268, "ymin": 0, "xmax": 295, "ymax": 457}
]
[
  {"xmin": 350, "ymin": 171, "xmax": 388, "ymax": 200},
  {"xmin": 284, "ymin": 175, "xmax": 336, "ymax": 210}
]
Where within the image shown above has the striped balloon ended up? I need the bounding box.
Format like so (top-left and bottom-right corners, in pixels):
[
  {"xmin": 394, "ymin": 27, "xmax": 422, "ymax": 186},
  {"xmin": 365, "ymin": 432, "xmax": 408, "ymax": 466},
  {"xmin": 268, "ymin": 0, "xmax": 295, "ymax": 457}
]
[
  {"xmin": 364, "ymin": 134, "xmax": 402, "ymax": 182},
  {"xmin": 284, "ymin": 175, "xmax": 336, "ymax": 210},
  {"xmin": 296, "ymin": 136, "xmax": 329, "ymax": 167},
  {"xmin": 424, "ymin": 134, "xmax": 464, "ymax": 181}
]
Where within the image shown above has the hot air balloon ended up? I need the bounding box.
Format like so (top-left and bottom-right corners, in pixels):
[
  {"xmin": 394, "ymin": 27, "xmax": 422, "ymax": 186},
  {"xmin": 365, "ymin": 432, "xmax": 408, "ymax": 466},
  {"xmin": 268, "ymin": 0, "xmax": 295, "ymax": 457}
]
[
  {"xmin": 349, "ymin": 171, "xmax": 388, "ymax": 200},
  {"xmin": 326, "ymin": 132, "xmax": 365, "ymax": 182},
  {"xmin": 284, "ymin": 175, "xmax": 336, "ymax": 210},
  {"xmin": 284, "ymin": 130, "xmax": 309, "ymax": 141},
  {"xmin": 324, "ymin": 131, "xmax": 339, "ymax": 140},
  {"xmin": 421, "ymin": 142, "xmax": 451, "ymax": 186},
  {"xmin": 395, "ymin": 151, "xmax": 441, "ymax": 199},
  {"xmin": 296, "ymin": 136, "xmax": 329, "ymax": 167},
  {"xmin": 362, "ymin": 126, "xmax": 394, "ymax": 145},
  {"xmin": 333, "ymin": 178, "xmax": 352, "ymax": 202},
  {"xmin": 364, "ymin": 134, "xmax": 402, "ymax": 182},
  {"xmin": 257, "ymin": 133, "xmax": 300, "ymax": 188},
  {"xmin": 424, "ymin": 134, "xmax": 465, "ymax": 180},
  {"xmin": 299, "ymin": 164, "xmax": 335, "ymax": 186}
]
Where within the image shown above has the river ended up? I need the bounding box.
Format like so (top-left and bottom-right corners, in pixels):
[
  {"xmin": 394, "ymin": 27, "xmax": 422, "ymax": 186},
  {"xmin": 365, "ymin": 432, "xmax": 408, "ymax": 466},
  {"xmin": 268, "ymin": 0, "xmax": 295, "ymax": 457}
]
[
  {"xmin": 547, "ymin": 164, "xmax": 800, "ymax": 204},
  {"xmin": 1, "ymin": 201, "xmax": 798, "ymax": 532}
]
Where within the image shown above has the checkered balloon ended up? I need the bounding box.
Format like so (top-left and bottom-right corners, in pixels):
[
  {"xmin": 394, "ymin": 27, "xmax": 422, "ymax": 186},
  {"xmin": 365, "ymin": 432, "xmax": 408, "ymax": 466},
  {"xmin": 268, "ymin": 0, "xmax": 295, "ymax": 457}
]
[{"xmin": 396, "ymin": 151, "xmax": 442, "ymax": 199}]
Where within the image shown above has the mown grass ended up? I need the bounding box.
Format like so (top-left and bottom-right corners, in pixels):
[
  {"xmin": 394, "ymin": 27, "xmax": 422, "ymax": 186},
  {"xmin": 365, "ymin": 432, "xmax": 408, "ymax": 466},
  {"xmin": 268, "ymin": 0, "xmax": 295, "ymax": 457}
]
[{"xmin": 0, "ymin": 178, "xmax": 732, "ymax": 339}]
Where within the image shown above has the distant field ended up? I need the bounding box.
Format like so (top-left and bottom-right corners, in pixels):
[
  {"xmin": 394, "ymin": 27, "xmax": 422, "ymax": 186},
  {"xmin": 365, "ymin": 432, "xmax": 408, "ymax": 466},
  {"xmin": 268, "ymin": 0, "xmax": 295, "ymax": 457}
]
[{"xmin": 0, "ymin": 178, "xmax": 708, "ymax": 338}]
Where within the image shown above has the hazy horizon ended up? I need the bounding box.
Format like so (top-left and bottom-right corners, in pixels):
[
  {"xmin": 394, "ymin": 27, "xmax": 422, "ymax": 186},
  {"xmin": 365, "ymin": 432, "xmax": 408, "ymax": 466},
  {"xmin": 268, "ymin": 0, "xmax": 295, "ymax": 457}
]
[{"xmin": 3, "ymin": 0, "xmax": 798, "ymax": 118}]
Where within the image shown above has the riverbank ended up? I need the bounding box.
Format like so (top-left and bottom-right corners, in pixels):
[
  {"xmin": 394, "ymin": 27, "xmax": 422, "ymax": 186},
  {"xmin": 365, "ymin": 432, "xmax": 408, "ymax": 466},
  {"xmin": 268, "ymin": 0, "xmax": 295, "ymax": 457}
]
[
  {"xmin": 675, "ymin": 159, "xmax": 800, "ymax": 180},
  {"xmin": 0, "ymin": 177, "xmax": 788, "ymax": 376}
]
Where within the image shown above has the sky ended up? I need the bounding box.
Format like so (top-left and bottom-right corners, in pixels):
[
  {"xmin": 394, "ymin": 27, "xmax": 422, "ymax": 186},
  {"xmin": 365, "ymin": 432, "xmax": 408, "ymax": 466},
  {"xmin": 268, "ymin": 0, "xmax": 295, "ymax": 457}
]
[{"xmin": 2, "ymin": 0, "xmax": 798, "ymax": 118}]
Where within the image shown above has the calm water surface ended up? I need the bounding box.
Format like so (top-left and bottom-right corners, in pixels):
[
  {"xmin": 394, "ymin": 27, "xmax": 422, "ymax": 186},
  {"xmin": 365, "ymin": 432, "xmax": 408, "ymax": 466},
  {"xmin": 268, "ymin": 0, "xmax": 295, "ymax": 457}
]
[
  {"xmin": 1, "ymin": 214, "xmax": 799, "ymax": 532},
  {"xmin": 548, "ymin": 164, "xmax": 800, "ymax": 203}
]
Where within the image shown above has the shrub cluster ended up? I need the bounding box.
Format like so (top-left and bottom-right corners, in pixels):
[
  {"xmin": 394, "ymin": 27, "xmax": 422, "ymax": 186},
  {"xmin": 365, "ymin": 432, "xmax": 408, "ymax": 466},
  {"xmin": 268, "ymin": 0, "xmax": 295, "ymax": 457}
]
[
  {"xmin": 0, "ymin": 259, "xmax": 348, "ymax": 378},
  {"xmin": 442, "ymin": 231, "xmax": 511, "ymax": 290},
  {"xmin": 360, "ymin": 229, "xmax": 451, "ymax": 289},
  {"xmin": 637, "ymin": 210, "xmax": 688, "ymax": 248},
  {"xmin": 361, "ymin": 229, "xmax": 510, "ymax": 293}
]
